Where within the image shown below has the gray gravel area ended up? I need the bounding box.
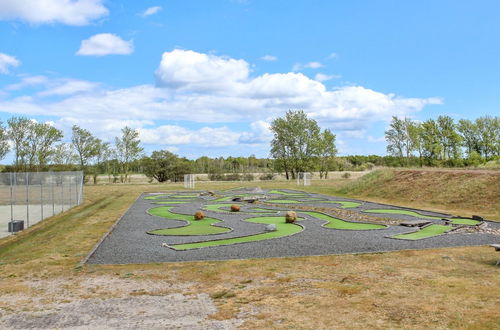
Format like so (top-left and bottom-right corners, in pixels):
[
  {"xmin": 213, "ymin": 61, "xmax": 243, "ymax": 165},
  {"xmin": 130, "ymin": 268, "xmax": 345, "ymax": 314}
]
[{"xmin": 87, "ymin": 189, "xmax": 500, "ymax": 264}]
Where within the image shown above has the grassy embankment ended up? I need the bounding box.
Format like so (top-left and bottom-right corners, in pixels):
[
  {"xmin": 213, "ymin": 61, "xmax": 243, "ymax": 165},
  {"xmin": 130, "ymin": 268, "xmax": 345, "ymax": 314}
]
[{"xmin": 0, "ymin": 172, "xmax": 499, "ymax": 328}]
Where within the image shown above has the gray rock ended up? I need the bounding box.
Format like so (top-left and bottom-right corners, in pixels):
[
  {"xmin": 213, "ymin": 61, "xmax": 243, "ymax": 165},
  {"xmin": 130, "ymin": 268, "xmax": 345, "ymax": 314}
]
[{"xmin": 265, "ymin": 224, "xmax": 277, "ymax": 232}]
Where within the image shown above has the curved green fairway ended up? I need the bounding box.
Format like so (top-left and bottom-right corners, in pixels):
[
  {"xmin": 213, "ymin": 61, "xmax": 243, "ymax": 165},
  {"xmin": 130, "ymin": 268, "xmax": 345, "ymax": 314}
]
[
  {"xmin": 144, "ymin": 194, "xmax": 170, "ymax": 200},
  {"xmin": 302, "ymin": 211, "xmax": 386, "ymax": 230},
  {"xmin": 268, "ymin": 189, "xmax": 306, "ymax": 197},
  {"xmin": 320, "ymin": 201, "xmax": 362, "ymax": 208},
  {"xmin": 448, "ymin": 218, "xmax": 481, "ymax": 225},
  {"xmin": 154, "ymin": 201, "xmax": 189, "ymax": 205},
  {"xmin": 203, "ymin": 203, "xmax": 275, "ymax": 214},
  {"xmin": 148, "ymin": 206, "xmax": 230, "ymax": 235},
  {"xmin": 265, "ymin": 199, "xmax": 302, "ymax": 204},
  {"xmin": 392, "ymin": 224, "xmax": 451, "ymax": 240},
  {"xmin": 168, "ymin": 216, "xmax": 303, "ymax": 250},
  {"xmin": 364, "ymin": 209, "xmax": 442, "ymax": 219}
]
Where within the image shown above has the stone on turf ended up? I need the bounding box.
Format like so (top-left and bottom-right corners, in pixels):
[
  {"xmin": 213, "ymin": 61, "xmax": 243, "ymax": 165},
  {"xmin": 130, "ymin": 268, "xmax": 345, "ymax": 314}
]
[
  {"xmin": 230, "ymin": 204, "xmax": 240, "ymax": 212},
  {"xmin": 285, "ymin": 211, "xmax": 297, "ymax": 223},
  {"xmin": 194, "ymin": 211, "xmax": 205, "ymax": 220},
  {"xmin": 265, "ymin": 224, "xmax": 277, "ymax": 232}
]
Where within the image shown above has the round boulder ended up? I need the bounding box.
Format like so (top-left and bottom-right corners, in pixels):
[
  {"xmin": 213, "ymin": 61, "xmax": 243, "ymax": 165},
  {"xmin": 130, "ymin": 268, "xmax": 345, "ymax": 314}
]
[
  {"xmin": 194, "ymin": 211, "xmax": 205, "ymax": 220},
  {"xmin": 285, "ymin": 211, "xmax": 297, "ymax": 223},
  {"xmin": 265, "ymin": 224, "xmax": 277, "ymax": 232},
  {"xmin": 230, "ymin": 204, "xmax": 240, "ymax": 212}
]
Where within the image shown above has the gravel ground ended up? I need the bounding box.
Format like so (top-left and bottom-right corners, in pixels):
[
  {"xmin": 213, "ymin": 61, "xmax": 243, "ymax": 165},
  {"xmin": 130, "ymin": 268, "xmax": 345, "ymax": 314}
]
[{"xmin": 87, "ymin": 189, "xmax": 500, "ymax": 264}]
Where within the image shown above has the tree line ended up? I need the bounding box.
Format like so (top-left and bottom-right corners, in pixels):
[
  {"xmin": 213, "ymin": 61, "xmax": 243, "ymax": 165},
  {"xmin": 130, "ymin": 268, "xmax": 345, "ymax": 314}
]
[{"xmin": 385, "ymin": 115, "xmax": 499, "ymax": 166}]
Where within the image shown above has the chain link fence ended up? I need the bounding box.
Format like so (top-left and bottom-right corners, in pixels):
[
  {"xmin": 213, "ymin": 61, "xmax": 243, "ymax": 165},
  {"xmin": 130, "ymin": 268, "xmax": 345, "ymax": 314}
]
[{"xmin": 0, "ymin": 171, "xmax": 84, "ymax": 238}]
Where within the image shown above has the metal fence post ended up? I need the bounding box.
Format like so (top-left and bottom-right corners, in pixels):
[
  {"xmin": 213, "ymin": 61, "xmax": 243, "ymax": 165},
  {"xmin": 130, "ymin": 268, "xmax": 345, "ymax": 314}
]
[
  {"xmin": 10, "ymin": 172, "xmax": 13, "ymax": 235},
  {"xmin": 40, "ymin": 178, "xmax": 43, "ymax": 221},
  {"xmin": 26, "ymin": 172, "xmax": 29, "ymax": 228},
  {"xmin": 61, "ymin": 173, "xmax": 64, "ymax": 212},
  {"xmin": 51, "ymin": 173, "xmax": 55, "ymax": 216}
]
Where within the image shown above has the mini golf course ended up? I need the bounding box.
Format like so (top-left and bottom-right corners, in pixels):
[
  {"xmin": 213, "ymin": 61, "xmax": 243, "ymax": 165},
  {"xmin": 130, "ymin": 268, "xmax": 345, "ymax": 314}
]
[{"xmin": 86, "ymin": 188, "xmax": 500, "ymax": 264}]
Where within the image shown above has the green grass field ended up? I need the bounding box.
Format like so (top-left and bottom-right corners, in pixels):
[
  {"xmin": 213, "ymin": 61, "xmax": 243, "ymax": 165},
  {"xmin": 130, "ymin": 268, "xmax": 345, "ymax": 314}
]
[
  {"xmin": 448, "ymin": 218, "xmax": 481, "ymax": 225},
  {"xmin": 302, "ymin": 211, "xmax": 386, "ymax": 230},
  {"xmin": 168, "ymin": 216, "xmax": 303, "ymax": 250},
  {"xmin": 203, "ymin": 203, "xmax": 275, "ymax": 214},
  {"xmin": 321, "ymin": 201, "xmax": 362, "ymax": 208},
  {"xmin": 148, "ymin": 206, "xmax": 230, "ymax": 235},
  {"xmin": 265, "ymin": 199, "xmax": 302, "ymax": 204},
  {"xmin": 363, "ymin": 209, "xmax": 442, "ymax": 219},
  {"xmin": 392, "ymin": 224, "xmax": 452, "ymax": 240}
]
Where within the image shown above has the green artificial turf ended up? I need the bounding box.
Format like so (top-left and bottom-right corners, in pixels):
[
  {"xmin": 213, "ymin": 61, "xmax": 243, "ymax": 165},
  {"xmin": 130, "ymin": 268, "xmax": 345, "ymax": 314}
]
[
  {"xmin": 265, "ymin": 199, "xmax": 302, "ymax": 204},
  {"xmin": 268, "ymin": 189, "xmax": 306, "ymax": 196},
  {"xmin": 203, "ymin": 203, "xmax": 275, "ymax": 214},
  {"xmin": 363, "ymin": 209, "xmax": 442, "ymax": 219},
  {"xmin": 144, "ymin": 194, "xmax": 170, "ymax": 200},
  {"xmin": 154, "ymin": 201, "xmax": 189, "ymax": 205},
  {"xmin": 447, "ymin": 218, "xmax": 481, "ymax": 225},
  {"xmin": 321, "ymin": 201, "xmax": 362, "ymax": 208},
  {"xmin": 148, "ymin": 206, "xmax": 230, "ymax": 235},
  {"xmin": 392, "ymin": 224, "xmax": 452, "ymax": 240},
  {"xmin": 168, "ymin": 216, "xmax": 303, "ymax": 250},
  {"xmin": 302, "ymin": 211, "xmax": 386, "ymax": 230}
]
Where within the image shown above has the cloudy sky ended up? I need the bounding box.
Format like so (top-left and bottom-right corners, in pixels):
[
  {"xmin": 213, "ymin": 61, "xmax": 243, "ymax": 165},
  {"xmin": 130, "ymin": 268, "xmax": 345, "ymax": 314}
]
[{"xmin": 0, "ymin": 0, "xmax": 498, "ymax": 160}]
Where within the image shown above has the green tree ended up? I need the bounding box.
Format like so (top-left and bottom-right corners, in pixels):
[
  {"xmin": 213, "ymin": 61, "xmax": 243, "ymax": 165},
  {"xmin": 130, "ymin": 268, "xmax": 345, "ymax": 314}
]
[
  {"xmin": 7, "ymin": 116, "xmax": 32, "ymax": 170},
  {"xmin": 457, "ymin": 119, "xmax": 480, "ymax": 158},
  {"xmin": 476, "ymin": 116, "xmax": 499, "ymax": 158},
  {"xmin": 71, "ymin": 125, "xmax": 100, "ymax": 180},
  {"xmin": 407, "ymin": 120, "xmax": 424, "ymax": 166},
  {"xmin": 421, "ymin": 119, "xmax": 443, "ymax": 162},
  {"xmin": 317, "ymin": 129, "xmax": 337, "ymax": 179},
  {"xmin": 0, "ymin": 121, "xmax": 10, "ymax": 162},
  {"xmin": 270, "ymin": 110, "xmax": 322, "ymax": 179},
  {"xmin": 26, "ymin": 122, "xmax": 63, "ymax": 170},
  {"xmin": 437, "ymin": 115, "xmax": 462, "ymax": 159},
  {"xmin": 143, "ymin": 150, "xmax": 192, "ymax": 182},
  {"xmin": 385, "ymin": 116, "xmax": 409, "ymax": 162},
  {"xmin": 115, "ymin": 126, "xmax": 143, "ymax": 182}
]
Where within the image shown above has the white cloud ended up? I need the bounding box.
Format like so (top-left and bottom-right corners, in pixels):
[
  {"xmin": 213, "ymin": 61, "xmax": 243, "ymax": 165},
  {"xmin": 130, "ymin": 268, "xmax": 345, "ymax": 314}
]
[
  {"xmin": 76, "ymin": 33, "xmax": 133, "ymax": 56},
  {"xmin": 260, "ymin": 55, "xmax": 277, "ymax": 61},
  {"xmin": 0, "ymin": 0, "xmax": 108, "ymax": 26},
  {"xmin": 0, "ymin": 53, "xmax": 20, "ymax": 74},
  {"xmin": 0, "ymin": 49, "xmax": 442, "ymax": 150},
  {"xmin": 314, "ymin": 73, "xmax": 341, "ymax": 82},
  {"xmin": 5, "ymin": 75, "xmax": 99, "ymax": 96},
  {"xmin": 140, "ymin": 6, "xmax": 162, "ymax": 17},
  {"xmin": 155, "ymin": 49, "xmax": 249, "ymax": 92},
  {"xmin": 292, "ymin": 61, "xmax": 323, "ymax": 71},
  {"xmin": 38, "ymin": 79, "xmax": 100, "ymax": 96}
]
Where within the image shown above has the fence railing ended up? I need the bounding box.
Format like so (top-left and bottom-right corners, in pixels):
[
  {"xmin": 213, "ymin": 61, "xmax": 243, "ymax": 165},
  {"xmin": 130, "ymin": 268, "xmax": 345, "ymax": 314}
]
[{"xmin": 0, "ymin": 171, "xmax": 84, "ymax": 238}]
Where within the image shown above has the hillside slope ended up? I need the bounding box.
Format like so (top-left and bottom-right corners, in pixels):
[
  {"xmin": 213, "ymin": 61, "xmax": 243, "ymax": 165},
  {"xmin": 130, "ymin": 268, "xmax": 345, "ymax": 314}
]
[{"xmin": 336, "ymin": 169, "xmax": 500, "ymax": 220}]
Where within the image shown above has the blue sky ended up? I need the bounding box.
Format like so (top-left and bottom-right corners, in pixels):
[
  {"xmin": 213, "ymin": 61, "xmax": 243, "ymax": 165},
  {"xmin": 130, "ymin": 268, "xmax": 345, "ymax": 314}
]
[{"xmin": 0, "ymin": 0, "xmax": 499, "ymax": 161}]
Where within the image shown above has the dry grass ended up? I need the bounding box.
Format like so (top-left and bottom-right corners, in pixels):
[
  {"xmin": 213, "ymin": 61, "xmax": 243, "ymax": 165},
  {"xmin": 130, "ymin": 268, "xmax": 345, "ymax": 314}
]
[{"xmin": 0, "ymin": 177, "xmax": 499, "ymax": 329}]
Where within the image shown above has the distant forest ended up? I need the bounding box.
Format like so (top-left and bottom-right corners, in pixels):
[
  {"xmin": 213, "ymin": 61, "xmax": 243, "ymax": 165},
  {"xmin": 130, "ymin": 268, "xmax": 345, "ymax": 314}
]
[{"xmin": 0, "ymin": 113, "xmax": 498, "ymax": 183}]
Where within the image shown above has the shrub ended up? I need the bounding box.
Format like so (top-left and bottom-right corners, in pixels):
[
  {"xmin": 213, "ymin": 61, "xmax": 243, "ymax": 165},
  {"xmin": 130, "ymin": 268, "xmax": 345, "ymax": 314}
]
[
  {"xmin": 242, "ymin": 173, "xmax": 254, "ymax": 181},
  {"xmin": 259, "ymin": 173, "xmax": 276, "ymax": 180},
  {"xmin": 341, "ymin": 172, "xmax": 351, "ymax": 179}
]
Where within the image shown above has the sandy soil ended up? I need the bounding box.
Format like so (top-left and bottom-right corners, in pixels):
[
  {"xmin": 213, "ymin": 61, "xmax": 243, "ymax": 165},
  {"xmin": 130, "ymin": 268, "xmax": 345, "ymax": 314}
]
[{"xmin": 0, "ymin": 275, "xmax": 243, "ymax": 329}]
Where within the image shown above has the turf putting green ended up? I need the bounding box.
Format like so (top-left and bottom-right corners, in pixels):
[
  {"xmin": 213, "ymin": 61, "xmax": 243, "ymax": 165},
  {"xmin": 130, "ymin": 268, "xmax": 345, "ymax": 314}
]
[
  {"xmin": 392, "ymin": 224, "xmax": 452, "ymax": 240},
  {"xmin": 203, "ymin": 203, "xmax": 275, "ymax": 214},
  {"xmin": 268, "ymin": 189, "xmax": 306, "ymax": 196},
  {"xmin": 302, "ymin": 211, "xmax": 386, "ymax": 230},
  {"xmin": 265, "ymin": 199, "xmax": 302, "ymax": 204},
  {"xmin": 320, "ymin": 201, "xmax": 362, "ymax": 208},
  {"xmin": 154, "ymin": 201, "xmax": 189, "ymax": 205},
  {"xmin": 166, "ymin": 216, "xmax": 303, "ymax": 250},
  {"xmin": 447, "ymin": 218, "xmax": 481, "ymax": 225},
  {"xmin": 148, "ymin": 206, "xmax": 230, "ymax": 235},
  {"xmin": 363, "ymin": 209, "xmax": 442, "ymax": 219},
  {"xmin": 144, "ymin": 194, "xmax": 170, "ymax": 200}
]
